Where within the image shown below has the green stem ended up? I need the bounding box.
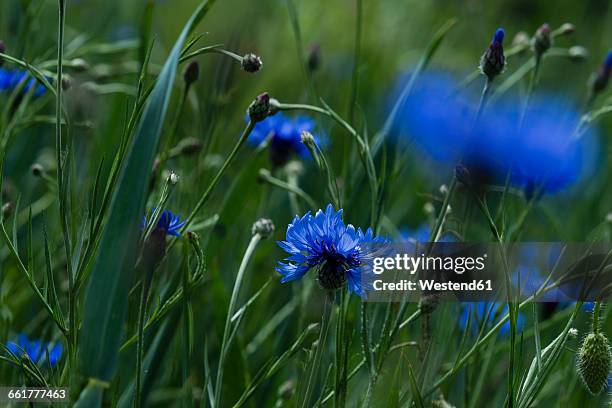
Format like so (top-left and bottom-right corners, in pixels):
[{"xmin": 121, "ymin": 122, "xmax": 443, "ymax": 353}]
[
  {"xmin": 180, "ymin": 121, "xmax": 254, "ymax": 233},
  {"xmin": 592, "ymin": 301, "xmax": 601, "ymax": 333},
  {"xmin": 214, "ymin": 233, "xmax": 262, "ymax": 407},
  {"xmin": 135, "ymin": 274, "xmax": 153, "ymax": 408},
  {"xmin": 300, "ymin": 297, "xmax": 332, "ymax": 408}
]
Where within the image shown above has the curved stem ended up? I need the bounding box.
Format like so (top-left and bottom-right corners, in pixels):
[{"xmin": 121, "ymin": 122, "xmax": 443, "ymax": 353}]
[{"xmin": 214, "ymin": 233, "xmax": 262, "ymax": 407}]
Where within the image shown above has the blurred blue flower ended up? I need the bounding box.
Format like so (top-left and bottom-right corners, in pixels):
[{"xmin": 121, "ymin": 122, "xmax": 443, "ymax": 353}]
[
  {"xmin": 276, "ymin": 204, "xmax": 385, "ymax": 297},
  {"xmin": 399, "ymin": 225, "xmax": 453, "ymax": 243},
  {"xmin": 0, "ymin": 68, "xmax": 46, "ymax": 97},
  {"xmin": 394, "ymin": 71, "xmax": 599, "ymax": 193},
  {"xmin": 6, "ymin": 334, "xmax": 62, "ymax": 367},
  {"xmin": 459, "ymin": 302, "xmax": 524, "ymax": 336},
  {"xmin": 143, "ymin": 209, "xmax": 185, "ymax": 237},
  {"xmin": 247, "ymin": 113, "xmax": 324, "ymax": 166}
]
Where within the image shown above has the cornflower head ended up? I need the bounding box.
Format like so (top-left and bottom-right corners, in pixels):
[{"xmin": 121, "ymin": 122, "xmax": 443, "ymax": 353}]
[
  {"xmin": 247, "ymin": 112, "xmax": 325, "ymax": 167},
  {"xmin": 0, "ymin": 68, "xmax": 46, "ymax": 97},
  {"xmin": 141, "ymin": 209, "xmax": 185, "ymax": 268},
  {"xmin": 458, "ymin": 302, "xmax": 525, "ymax": 336},
  {"xmin": 6, "ymin": 334, "xmax": 63, "ymax": 368},
  {"xmin": 394, "ymin": 71, "xmax": 599, "ymax": 194},
  {"xmin": 480, "ymin": 28, "xmax": 506, "ymax": 81},
  {"xmin": 590, "ymin": 49, "xmax": 612, "ymax": 95},
  {"xmin": 276, "ymin": 204, "xmax": 385, "ymax": 297},
  {"xmin": 532, "ymin": 23, "xmax": 552, "ymax": 58}
]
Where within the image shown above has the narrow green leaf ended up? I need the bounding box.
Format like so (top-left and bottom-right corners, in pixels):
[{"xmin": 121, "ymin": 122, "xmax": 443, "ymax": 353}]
[{"xmin": 79, "ymin": 0, "xmax": 217, "ymax": 385}]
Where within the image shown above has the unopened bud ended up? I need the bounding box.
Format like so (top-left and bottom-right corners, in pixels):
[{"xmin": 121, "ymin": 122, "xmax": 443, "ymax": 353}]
[
  {"xmin": 241, "ymin": 53, "xmax": 263, "ymax": 73},
  {"xmin": 589, "ymin": 50, "xmax": 612, "ymax": 95},
  {"xmin": 512, "ymin": 32, "xmax": 530, "ymax": 53},
  {"xmin": 568, "ymin": 46, "xmax": 588, "ymax": 62},
  {"xmin": 301, "ymin": 131, "xmax": 315, "ymax": 145},
  {"xmin": 577, "ymin": 332, "xmax": 611, "ymax": 395},
  {"xmin": 480, "ymin": 28, "xmax": 506, "ymax": 81},
  {"xmin": 61, "ymin": 77, "xmax": 72, "ymax": 91},
  {"xmin": 183, "ymin": 61, "xmax": 200, "ymax": 86},
  {"xmin": 169, "ymin": 172, "xmax": 179, "ymax": 185},
  {"xmin": 176, "ymin": 137, "xmax": 202, "ymax": 156},
  {"xmin": 558, "ymin": 23, "xmax": 575, "ymax": 36},
  {"xmin": 1, "ymin": 202, "xmax": 13, "ymax": 220},
  {"xmin": 31, "ymin": 163, "xmax": 44, "ymax": 177},
  {"xmin": 247, "ymin": 92, "xmax": 271, "ymax": 123},
  {"xmin": 0, "ymin": 41, "xmax": 5, "ymax": 68},
  {"xmin": 252, "ymin": 218, "xmax": 275, "ymax": 238},
  {"xmin": 306, "ymin": 43, "xmax": 321, "ymax": 72},
  {"xmin": 532, "ymin": 24, "xmax": 552, "ymax": 57},
  {"xmin": 71, "ymin": 58, "xmax": 90, "ymax": 72}
]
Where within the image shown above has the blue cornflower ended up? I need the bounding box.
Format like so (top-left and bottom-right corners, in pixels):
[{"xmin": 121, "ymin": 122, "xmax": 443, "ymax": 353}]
[
  {"xmin": 247, "ymin": 112, "xmax": 324, "ymax": 166},
  {"xmin": 399, "ymin": 225, "xmax": 453, "ymax": 243},
  {"xmin": 459, "ymin": 302, "xmax": 524, "ymax": 336},
  {"xmin": 0, "ymin": 68, "xmax": 46, "ymax": 97},
  {"xmin": 5, "ymin": 334, "xmax": 62, "ymax": 367},
  {"xmin": 276, "ymin": 204, "xmax": 385, "ymax": 297},
  {"xmin": 394, "ymin": 71, "xmax": 599, "ymax": 194},
  {"xmin": 142, "ymin": 209, "xmax": 185, "ymax": 237}
]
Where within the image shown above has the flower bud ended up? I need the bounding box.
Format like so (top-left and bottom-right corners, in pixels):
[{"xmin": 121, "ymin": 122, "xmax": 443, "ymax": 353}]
[
  {"xmin": 454, "ymin": 164, "xmax": 471, "ymax": 186},
  {"xmin": 306, "ymin": 43, "xmax": 321, "ymax": 72},
  {"xmin": 532, "ymin": 24, "xmax": 552, "ymax": 57},
  {"xmin": 577, "ymin": 332, "xmax": 611, "ymax": 395},
  {"xmin": 176, "ymin": 137, "xmax": 203, "ymax": 156},
  {"xmin": 31, "ymin": 163, "xmax": 44, "ymax": 177},
  {"xmin": 558, "ymin": 23, "xmax": 575, "ymax": 36},
  {"xmin": 183, "ymin": 61, "xmax": 200, "ymax": 87},
  {"xmin": 71, "ymin": 58, "xmax": 90, "ymax": 72},
  {"xmin": 512, "ymin": 32, "xmax": 530, "ymax": 54},
  {"xmin": 589, "ymin": 50, "xmax": 612, "ymax": 95},
  {"xmin": 252, "ymin": 218, "xmax": 275, "ymax": 238},
  {"xmin": 0, "ymin": 41, "xmax": 5, "ymax": 68},
  {"xmin": 168, "ymin": 171, "xmax": 179, "ymax": 185},
  {"xmin": 241, "ymin": 53, "xmax": 263, "ymax": 73},
  {"xmin": 1, "ymin": 202, "xmax": 13, "ymax": 220},
  {"xmin": 247, "ymin": 92, "xmax": 271, "ymax": 123},
  {"xmin": 480, "ymin": 28, "xmax": 506, "ymax": 81},
  {"xmin": 568, "ymin": 46, "xmax": 588, "ymax": 62},
  {"xmin": 61, "ymin": 77, "xmax": 72, "ymax": 91}
]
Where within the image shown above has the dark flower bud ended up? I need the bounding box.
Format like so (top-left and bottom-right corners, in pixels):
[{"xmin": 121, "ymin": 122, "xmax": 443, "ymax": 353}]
[
  {"xmin": 1, "ymin": 202, "xmax": 13, "ymax": 220},
  {"xmin": 241, "ymin": 53, "xmax": 263, "ymax": 73},
  {"xmin": 590, "ymin": 50, "xmax": 612, "ymax": 95},
  {"xmin": 479, "ymin": 28, "xmax": 506, "ymax": 81},
  {"xmin": 306, "ymin": 43, "xmax": 321, "ymax": 72},
  {"xmin": 61, "ymin": 77, "xmax": 72, "ymax": 91},
  {"xmin": 31, "ymin": 163, "xmax": 44, "ymax": 177},
  {"xmin": 248, "ymin": 92, "xmax": 271, "ymax": 123},
  {"xmin": 577, "ymin": 332, "xmax": 611, "ymax": 395},
  {"xmin": 176, "ymin": 137, "xmax": 203, "ymax": 156},
  {"xmin": 532, "ymin": 24, "xmax": 552, "ymax": 57},
  {"xmin": 183, "ymin": 61, "xmax": 200, "ymax": 86},
  {"xmin": 454, "ymin": 164, "xmax": 471, "ymax": 186},
  {"xmin": 252, "ymin": 218, "xmax": 275, "ymax": 238},
  {"xmin": 0, "ymin": 41, "xmax": 5, "ymax": 68},
  {"xmin": 419, "ymin": 293, "xmax": 439, "ymax": 315}
]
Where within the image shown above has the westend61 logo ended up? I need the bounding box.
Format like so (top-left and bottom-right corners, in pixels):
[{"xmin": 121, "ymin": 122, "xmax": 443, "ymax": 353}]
[
  {"xmin": 372, "ymin": 253, "xmax": 488, "ymax": 275},
  {"xmin": 362, "ymin": 243, "xmax": 612, "ymax": 303}
]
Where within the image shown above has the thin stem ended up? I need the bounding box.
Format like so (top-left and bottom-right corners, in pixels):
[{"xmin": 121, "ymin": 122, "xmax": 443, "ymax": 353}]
[
  {"xmin": 519, "ymin": 55, "xmax": 541, "ymax": 129},
  {"xmin": 300, "ymin": 297, "xmax": 332, "ymax": 408},
  {"xmin": 180, "ymin": 121, "xmax": 254, "ymax": 233},
  {"xmin": 591, "ymin": 301, "xmax": 601, "ymax": 333},
  {"xmin": 475, "ymin": 78, "xmax": 491, "ymax": 122},
  {"xmin": 214, "ymin": 233, "xmax": 262, "ymax": 407},
  {"xmin": 135, "ymin": 274, "xmax": 152, "ymax": 408}
]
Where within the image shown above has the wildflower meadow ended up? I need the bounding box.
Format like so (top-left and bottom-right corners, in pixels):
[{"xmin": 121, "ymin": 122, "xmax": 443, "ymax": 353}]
[{"xmin": 1, "ymin": 0, "xmax": 611, "ymax": 407}]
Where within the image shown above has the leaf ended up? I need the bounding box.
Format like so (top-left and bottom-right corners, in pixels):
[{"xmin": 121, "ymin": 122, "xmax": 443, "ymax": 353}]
[{"xmin": 78, "ymin": 0, "xmax": 217, "ymax": 389}]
